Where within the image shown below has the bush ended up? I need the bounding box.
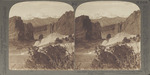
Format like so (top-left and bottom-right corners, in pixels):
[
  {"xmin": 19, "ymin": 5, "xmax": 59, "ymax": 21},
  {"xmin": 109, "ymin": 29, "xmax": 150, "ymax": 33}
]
[
  {"xmin": 25, "ymin": 45, "xmax": 74, "ymax": 69},
  {"xmin": 92, "ymin": 44, "xmax": 140, "ymax": 69},
  {"xmin": 112, "ymin": 44, "xmax": 136, "ymax": 69}
]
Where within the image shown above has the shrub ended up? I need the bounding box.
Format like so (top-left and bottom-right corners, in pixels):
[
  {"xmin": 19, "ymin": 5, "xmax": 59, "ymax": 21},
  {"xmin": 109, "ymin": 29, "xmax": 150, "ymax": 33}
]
[
  {"xmin": 92, "ymin": 44, "xmax": 140, "ymax": 69},
  {"xmin": 25, "ymin": 45, "xmax": 74, "ymax": 69},
  {"xmin": 112, "ymin": 44, "xmax": 136, "ymax": 69}
]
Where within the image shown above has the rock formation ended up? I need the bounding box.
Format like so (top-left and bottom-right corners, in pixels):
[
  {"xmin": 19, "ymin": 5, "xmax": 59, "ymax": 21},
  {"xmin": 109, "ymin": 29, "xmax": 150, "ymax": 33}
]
[
  {"xmin": 91, "ymin": 22, "xmax": 102, "ymax": 40},
  {"xmin": 24, "ymin": 23, "xmax": 34, "ymax": 41},
  {"xmin": 53, "ymin": 11, "xmax": 75, "ymax": 35},
  {"xmin": 9, "ymin": 16, "xmax": 24, "ymax": 40},
  {"xmin": 9, "ymin": 16, "xmax": 34, "ymax": 41},
  {"xmin": 123, "ymin": 10, "xmax": 141, "ymax": 35},
  {"xmin": 75, "ymin": 15, "xmax": 102, "ymax": 41}
]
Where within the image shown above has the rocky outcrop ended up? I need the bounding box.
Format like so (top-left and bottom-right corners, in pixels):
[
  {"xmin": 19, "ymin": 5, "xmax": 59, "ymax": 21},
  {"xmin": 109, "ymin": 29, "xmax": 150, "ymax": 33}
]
[
  {"xmin": 123, "ymin": 10, "xmax": 141, "ymax": 35},
  {"xmin": 24, "ymin": 23, "xmax": 34, "ymax": 41},
  {"xmin": 9, "ymin": 16, "xmax": 34, "ymax": 41},
  {"xmin": 75, "ymin": 15, "xmax": 102, "ymax": 41},
  {"xmin": 91, "ymin": 22, "xmax": 102, "ymax": 40},
  {"xmin": 75, "ymin": 15, "xmax": 91, "ymax": 40},
  {"xmin": 9, "ymin": 16, "xmax": 24, "ymax": 40},
  {"xmin": 53, "ymin": 11, "xmax": 75, "ymax": 35}
]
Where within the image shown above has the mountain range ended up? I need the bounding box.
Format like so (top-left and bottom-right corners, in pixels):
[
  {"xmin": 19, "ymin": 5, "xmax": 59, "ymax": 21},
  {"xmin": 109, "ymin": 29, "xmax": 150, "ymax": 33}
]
[
  {"xmin": 91, "ymin": 16, "xmax": 126, "ymax": 27},
  {"xmin": 23, "ymin": 17, "xmax": 58, "ymax": 27}
]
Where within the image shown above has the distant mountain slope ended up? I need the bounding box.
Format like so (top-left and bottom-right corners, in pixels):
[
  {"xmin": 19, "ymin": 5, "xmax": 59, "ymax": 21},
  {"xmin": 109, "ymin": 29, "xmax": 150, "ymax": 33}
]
[
  {"xmin": 23, "ymin": 17, "xmax": 58, "ymax": 27},
  {"xmin": 92, "ymin": 17, "xmax": 126, "ymax": 27}
]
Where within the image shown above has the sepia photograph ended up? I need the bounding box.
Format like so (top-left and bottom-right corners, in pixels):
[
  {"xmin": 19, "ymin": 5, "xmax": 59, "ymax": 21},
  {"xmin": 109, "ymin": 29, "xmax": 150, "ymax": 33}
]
[
  {"xmin": 9, "ymin": 1, "xmax": 75, "ymax": 70},
  {"xmin": 75, "ymin": 1, "xmax": 141, "ymax": 70},
  {"xmin": 9, "ymin": 1, "xmax": 141, "ymax": 70}
]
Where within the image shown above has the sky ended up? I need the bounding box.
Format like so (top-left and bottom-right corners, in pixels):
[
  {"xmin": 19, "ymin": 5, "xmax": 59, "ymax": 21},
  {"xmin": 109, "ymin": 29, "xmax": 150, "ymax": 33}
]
[
  {"xmin": 9, "ymin": 1, "xmax": 74, "ymax": 20},
  {"xmin": 75, "ymin": 1, "xmax": 140, "ymax": 19},
  {"xmin": 9, "ymin": 1, "xmax": 140, "ymax": 20}
]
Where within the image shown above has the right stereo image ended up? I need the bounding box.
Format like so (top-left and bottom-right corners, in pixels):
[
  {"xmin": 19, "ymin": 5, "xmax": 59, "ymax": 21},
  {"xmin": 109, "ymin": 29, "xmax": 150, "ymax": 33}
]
[{"xmin": 75, "ymin": 1, "xmax": 141, "ymax": 70}]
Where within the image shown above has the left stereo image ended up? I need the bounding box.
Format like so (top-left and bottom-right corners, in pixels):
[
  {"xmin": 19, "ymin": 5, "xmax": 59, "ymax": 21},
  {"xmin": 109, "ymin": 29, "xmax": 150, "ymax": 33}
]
[{"xmin": 9, "ymin": 1, "xmax": 75, "ymax": 70}]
